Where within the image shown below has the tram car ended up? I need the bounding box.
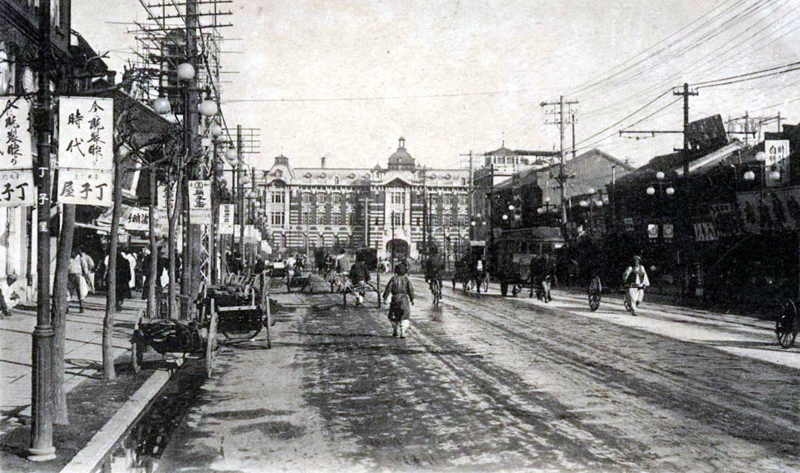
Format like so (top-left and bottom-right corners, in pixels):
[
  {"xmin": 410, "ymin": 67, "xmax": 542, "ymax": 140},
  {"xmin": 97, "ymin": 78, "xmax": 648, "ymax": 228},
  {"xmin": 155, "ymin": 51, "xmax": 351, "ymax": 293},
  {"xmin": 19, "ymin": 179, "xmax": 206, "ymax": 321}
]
[{"xmin": 492, "ymin": 227, "xmax": 565, "ymax": 297}]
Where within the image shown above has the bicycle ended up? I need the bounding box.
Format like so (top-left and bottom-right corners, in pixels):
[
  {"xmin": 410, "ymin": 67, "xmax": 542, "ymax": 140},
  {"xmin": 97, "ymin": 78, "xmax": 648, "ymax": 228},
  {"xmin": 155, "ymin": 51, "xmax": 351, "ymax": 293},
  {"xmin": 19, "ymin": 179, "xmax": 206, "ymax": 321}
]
[{"xmin": 776, "ymin": 300, "xmax": 798, "ymax": 349}]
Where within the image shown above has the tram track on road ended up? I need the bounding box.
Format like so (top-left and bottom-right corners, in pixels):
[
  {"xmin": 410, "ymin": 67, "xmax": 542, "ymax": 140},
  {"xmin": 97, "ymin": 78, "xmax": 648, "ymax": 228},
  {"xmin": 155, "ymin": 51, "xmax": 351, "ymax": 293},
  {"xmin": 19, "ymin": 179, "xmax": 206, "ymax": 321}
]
[{"xmin": 408, "ymin": 280, "xmax": 800, "ymax": 472}]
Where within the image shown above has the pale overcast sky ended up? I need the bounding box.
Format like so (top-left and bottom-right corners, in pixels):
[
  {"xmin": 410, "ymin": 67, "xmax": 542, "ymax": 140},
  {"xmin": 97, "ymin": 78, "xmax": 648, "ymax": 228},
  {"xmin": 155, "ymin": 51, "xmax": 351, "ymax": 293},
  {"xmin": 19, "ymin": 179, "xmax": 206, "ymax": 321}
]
[{"xmin": 73, "ymin": 0, "xmax": 800, "ymax": 170}]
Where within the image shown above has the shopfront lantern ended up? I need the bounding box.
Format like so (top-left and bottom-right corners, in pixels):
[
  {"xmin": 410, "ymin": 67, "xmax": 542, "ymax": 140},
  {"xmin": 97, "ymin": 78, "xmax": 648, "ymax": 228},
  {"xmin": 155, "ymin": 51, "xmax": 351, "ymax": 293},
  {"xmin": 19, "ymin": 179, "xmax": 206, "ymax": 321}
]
[
  {"xmin": 209, "ymin": 124, "xmax": 223, "ymax": 138},
  {"xmin": 646, "ymin": 187, "xmax": 656, "ymax": 195},
  {"xmin": 665, "ymin": 187, "xmax": 675, "ymax": 196},
  {"xmin": 769, "ymin": 170, "xmax": 781, "ymax": 181},
  {"xmin": 225, "ymin": 148, "xmax": 237, "ymax": 161},
  {"xmin": 743, "ymin": 170, "xmax": 756, "ymax": 181}
]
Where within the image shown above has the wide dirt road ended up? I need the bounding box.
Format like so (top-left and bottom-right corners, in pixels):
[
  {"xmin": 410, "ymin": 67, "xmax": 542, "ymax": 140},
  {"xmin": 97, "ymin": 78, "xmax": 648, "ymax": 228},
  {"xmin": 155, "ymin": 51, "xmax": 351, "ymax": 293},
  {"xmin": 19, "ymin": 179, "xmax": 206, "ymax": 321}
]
[{"xmin": 158, "ymin": 277, "xmax": 800, "ymax": 473}]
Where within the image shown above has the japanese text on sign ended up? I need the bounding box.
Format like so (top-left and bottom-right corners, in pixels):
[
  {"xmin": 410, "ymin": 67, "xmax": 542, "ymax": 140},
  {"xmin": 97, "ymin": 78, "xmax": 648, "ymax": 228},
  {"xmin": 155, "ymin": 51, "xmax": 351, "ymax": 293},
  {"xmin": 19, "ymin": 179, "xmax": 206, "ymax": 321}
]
[
  {"xmin": 124, "ymin": 207, "xmax": 150, "ymax": 231},
  {"xmin": 57, "ymin": 170, "xmax": 113, "ymax": 207},
  {"xmin": 58, "ymin": 97, "xmax": 113, "ymax": 170},
  {"xmin": 219, "ymin": 204, "xmax": 234, "ymax": 235},
  {"xmin": 0, "ymin": 99, "xmax": 34, "ymax": 207},
  {"xmin": 188, "ymin": 180, "xmax": 211, "ymax": 225},
  {"xmin": 765, "ymin": 140, "xmax": 790, "ymax": 188}
]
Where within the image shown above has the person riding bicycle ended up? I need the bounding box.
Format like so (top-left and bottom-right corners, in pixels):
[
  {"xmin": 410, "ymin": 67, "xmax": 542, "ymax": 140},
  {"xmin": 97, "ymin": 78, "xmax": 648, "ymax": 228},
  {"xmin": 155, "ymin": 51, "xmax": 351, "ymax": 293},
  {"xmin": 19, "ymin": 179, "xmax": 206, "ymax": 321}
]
[
  {"xmin": 622, "ymin": 255, "xmax": 649, "ymax": 316},
  {"xmin": 424, "ymin": 247, "xmax": 444, "ymax": 289}
]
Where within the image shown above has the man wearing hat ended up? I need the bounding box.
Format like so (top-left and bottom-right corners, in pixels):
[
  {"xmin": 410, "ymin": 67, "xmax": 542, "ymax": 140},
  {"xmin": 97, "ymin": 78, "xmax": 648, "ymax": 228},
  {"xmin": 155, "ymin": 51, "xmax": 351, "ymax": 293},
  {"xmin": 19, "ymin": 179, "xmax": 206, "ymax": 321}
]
[{"xmin": 622, "ymin": 255, "xmax": 649, "ymax": 316}]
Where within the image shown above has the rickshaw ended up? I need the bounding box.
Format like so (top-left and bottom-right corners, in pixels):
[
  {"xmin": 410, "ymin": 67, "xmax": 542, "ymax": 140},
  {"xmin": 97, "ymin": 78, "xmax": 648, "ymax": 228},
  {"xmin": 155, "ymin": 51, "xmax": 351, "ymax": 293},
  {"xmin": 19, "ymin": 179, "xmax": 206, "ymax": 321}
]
[{"xmin": 131, "ymin": 304, "xmax": 219, "ymax": 378}]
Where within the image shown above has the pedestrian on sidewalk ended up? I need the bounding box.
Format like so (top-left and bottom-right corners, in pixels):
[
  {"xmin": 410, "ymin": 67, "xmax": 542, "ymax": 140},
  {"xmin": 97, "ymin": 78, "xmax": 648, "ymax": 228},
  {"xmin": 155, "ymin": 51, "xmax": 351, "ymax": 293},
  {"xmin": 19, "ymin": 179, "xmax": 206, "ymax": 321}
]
[
  {"xmin": 68, "ymin": 248, "xmax": 87, "ymax": 313},
  {"xmin": 623, "ymin": 255, "xmax": 649, "ymax": 316},
  {"xmin": 0, "ymin": 273, "xmax": 22, "ymax": 317},
  {"xmin": 382, "ymin": 262, "xmax": 414, "ymax": 338}
]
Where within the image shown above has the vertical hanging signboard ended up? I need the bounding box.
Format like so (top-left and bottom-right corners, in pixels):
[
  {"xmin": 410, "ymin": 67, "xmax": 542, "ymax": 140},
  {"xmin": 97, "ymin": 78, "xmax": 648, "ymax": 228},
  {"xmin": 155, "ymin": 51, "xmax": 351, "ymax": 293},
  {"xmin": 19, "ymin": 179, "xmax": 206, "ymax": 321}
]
[
  {"xmin": 0, "ymin": 98, "xmax": 35, "ymax": 206},
  {"xmin": 218, "ymin": 204, "xmax": 234, "ymax": 234},
  {"xmin": 765, "ymin": 140, "xmax": 790, "ymax": 188},
  {"xmin": 57, "ymin": 97, "xmax": 114, "ymax": 206},
  {"xmin": 189, "ymin": 180, "xmax": 211, "ymax": 224}
]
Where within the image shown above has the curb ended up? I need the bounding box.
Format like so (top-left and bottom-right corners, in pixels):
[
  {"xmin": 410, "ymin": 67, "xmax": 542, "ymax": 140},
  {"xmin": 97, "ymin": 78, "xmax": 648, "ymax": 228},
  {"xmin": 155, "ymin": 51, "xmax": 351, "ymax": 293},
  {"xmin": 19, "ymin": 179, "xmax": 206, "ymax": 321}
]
[{"xmin": 60, "ymin": 369, "xmax": 171, "ymax": 473}]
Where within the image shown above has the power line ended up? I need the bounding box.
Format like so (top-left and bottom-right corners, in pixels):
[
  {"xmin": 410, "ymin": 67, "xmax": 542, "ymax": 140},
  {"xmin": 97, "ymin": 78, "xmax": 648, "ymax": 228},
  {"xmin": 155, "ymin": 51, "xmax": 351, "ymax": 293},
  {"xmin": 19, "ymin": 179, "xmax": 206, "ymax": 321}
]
[{"xmin": 223, "ymin": 88, "xmax": 533, "ymax": 104}]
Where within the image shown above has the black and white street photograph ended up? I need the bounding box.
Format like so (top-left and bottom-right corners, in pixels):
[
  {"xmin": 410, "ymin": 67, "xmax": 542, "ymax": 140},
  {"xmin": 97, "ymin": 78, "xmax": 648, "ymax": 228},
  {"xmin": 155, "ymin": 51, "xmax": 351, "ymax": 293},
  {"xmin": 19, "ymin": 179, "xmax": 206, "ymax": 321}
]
[{"xmin": 1, "ymin": 1, "xmax": 800, "ymax": 472}]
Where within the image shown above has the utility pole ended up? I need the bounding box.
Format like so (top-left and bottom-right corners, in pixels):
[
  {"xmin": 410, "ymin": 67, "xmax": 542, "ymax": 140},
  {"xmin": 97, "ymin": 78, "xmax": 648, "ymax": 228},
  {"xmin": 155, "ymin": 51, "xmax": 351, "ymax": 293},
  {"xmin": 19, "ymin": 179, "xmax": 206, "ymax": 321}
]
[
  {"xmin": 540, "ymin": 96, "xmax": 579, "ymax": 225},
  {"xmin": 29, "ymin": 0, "xmax": 56, "ymax": 461},
  {"xmin": 572, "ymin": 113, "xmax": 577, "ymax": 161},
  {"xmin": 421, "ymin": 166, "xmax": 428, "ymax": 258},
  {"xmin": 237, "ymin": 125, "xmax": 245, "ymax": 263}
]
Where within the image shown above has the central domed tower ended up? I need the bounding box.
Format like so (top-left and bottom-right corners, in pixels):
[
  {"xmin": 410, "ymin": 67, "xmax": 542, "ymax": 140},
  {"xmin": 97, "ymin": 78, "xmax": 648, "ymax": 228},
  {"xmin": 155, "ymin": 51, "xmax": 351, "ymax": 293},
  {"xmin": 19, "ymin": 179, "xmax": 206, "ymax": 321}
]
[{"xmin": 387, "ymin": 137, "xmax": 415, "ymax": 171}]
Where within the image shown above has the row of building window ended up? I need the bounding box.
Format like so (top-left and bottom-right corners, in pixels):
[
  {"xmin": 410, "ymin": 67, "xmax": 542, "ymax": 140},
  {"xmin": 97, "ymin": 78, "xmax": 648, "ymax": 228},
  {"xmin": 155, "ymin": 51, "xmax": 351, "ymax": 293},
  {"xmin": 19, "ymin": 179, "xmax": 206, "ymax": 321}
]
[
  {"xmin": 269, "ymin": 211, "xmax": 470, "ymax": 228},
  {"xmin": 284, "ymin": 192, "xmax": 469, "ymax": 206}
]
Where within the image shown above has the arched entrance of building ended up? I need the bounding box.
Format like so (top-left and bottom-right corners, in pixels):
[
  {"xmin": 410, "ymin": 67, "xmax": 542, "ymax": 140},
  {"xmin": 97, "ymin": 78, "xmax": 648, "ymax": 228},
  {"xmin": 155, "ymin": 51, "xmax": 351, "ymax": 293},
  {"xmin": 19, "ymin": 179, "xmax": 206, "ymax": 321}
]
[{"xmin": 386, "ymin": 239, "xmax": 409, "ymax": 261}]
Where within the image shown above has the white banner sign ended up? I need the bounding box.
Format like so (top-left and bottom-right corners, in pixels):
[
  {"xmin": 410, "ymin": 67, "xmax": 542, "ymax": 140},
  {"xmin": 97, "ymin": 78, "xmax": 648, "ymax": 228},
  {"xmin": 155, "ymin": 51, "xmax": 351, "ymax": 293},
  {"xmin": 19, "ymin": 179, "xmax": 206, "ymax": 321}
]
[
  {"xmin": 124, "ymin": 206, "xmax": 150, "ymax": 232},
  {"xmin": 0, "ymin": 170, "xmax": 34, "ymax": 206},
  {"xmin": 58, "ymin": 97, "xmax": 114, "ymax": 207},
  {"xmin": 57, "ymin": 170, "xmax": 113, "ymax": 207},
  {"xmin": 765, "ymin": 140, "xmax": 790, "ymax": 188},
  {"xmin": 219, "ymin": 204, "xmax": 234, "ymax": 235},
  {"xmin": 188, "ymin": 180, "xmax": 211, "ymax": 224},
  {"xmin": 58, "ymin": 97, "xmax": 113, "ymax": 170},
  {"xmin": 0, "ymin": 99, "xmax": 34, "ymax": 207},
  {"xmin": 0, "ymin": 99, "xmax": 33, "ymax": 170}
]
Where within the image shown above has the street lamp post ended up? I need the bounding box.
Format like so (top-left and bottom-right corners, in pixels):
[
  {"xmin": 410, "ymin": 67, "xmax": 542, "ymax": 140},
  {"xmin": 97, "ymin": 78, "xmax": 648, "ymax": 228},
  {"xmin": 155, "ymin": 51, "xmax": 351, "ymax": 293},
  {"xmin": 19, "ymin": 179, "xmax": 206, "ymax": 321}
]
[
  {"xmin": 743, "ymin": 151, "xmax": 777, "ymax": 231},
  {"xmin": 29, "ymin": 0, "xmax": 56, "ymax": 461}
]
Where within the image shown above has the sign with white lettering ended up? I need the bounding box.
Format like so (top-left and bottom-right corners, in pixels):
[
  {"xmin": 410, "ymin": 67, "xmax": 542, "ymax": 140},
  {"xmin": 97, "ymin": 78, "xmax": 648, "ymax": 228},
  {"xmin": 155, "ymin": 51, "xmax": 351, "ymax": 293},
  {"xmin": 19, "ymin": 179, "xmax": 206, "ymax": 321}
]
[
  {"xmin": 219, "ymin": 204, "xmax": 234, "ymax": 235},
  {"xmin": 0, "ymin": 99, "xmax": 34, "ymax": 207},
  {"xmin": 188, "ymin": 180, "xmax": 211, "ymax": 224},
  {"xmin": 693, "ymin": 222, "xmax": 718, "ymax": 242}
]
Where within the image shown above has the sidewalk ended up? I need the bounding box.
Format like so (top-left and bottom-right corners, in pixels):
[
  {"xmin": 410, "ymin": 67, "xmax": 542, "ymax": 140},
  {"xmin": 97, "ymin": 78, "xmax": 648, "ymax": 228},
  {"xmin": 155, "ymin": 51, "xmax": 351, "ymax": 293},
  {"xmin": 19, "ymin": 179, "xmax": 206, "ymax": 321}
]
[{"xmin": 0, "ymin": 292, "xmax": 148, "ymax": 469}]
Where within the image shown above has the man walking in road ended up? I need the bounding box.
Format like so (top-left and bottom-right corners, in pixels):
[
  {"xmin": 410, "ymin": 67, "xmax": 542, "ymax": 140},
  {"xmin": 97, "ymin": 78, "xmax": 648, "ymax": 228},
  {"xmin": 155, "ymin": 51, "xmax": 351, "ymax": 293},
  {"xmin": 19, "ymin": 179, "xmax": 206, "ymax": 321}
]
[
  {"xmin": 623, "ymin": 255, "xmax": 649, "ymax": 316},
  {"xmin": 383, "ymin": 262, "xmax": 415, "ymax": 338}
]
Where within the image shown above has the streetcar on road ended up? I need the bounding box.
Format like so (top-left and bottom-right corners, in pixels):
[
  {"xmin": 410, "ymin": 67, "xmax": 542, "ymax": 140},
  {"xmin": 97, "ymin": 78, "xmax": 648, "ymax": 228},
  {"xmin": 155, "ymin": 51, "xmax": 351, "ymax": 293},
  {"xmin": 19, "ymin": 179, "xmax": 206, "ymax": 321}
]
[{"xmin": 492, "ymin": 226, "xmax": 565, "ymax": 297}]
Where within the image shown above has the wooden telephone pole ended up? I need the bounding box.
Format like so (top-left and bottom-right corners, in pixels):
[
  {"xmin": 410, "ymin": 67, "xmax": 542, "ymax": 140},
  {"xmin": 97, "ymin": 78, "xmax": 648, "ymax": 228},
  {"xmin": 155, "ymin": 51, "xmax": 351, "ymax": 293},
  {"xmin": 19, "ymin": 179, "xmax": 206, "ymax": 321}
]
[{"xmin": 540, "ymin": 96, "xmax": 579, "ymax": 224}]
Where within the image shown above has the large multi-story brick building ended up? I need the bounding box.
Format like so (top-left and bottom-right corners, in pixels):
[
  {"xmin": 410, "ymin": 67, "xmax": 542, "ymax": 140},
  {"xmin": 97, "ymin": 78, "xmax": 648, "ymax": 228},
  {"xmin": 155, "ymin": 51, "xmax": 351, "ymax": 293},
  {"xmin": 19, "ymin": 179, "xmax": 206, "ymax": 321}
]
[{"xmin": 256, "ymin": 137, "xmax": 471, "ymax": 262}]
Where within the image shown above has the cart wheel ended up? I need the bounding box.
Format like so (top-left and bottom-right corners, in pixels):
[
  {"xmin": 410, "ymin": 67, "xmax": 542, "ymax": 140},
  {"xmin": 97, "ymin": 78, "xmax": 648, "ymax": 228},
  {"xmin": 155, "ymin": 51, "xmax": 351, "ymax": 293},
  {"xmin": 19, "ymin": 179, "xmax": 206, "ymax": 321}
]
[
  {"xmin": 500, "ymin": 283, "xmax": 508, "ymax": 297},
  {"xmin": 776, "ymin": 300, "xmax": 798, "ymax": 349},
  {"xmin": 131, "ymin": 335, "xmax": 143, "ymax": 374},
  {"xmin": 206, "ymin": 303, "xmax": 219, "ymax": 379},
  {"xmin": 589, "ymin": 276, "xmax": 602, "ymax": 312}
]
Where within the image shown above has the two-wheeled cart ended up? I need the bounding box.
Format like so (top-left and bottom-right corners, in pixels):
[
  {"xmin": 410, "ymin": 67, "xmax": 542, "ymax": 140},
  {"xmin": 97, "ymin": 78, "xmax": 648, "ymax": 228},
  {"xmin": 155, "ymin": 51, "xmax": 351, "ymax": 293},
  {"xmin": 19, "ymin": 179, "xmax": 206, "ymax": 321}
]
[
  {"xmin": 200, "ymin": 274, "xmax": 273, "ymax": 348},
  {"xmin": 131, "ymin": 308, "xmax": 219, "ymax": 378}
]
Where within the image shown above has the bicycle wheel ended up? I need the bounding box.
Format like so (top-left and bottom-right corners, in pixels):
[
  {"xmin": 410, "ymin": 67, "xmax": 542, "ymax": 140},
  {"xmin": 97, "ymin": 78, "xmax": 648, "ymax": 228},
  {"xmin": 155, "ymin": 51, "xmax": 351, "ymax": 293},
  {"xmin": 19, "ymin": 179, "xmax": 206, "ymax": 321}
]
[
  {"xmin": 482, "ymin": 274, "xmax": 489, "ymax": 293},
  {"xmin": 588, "ymin": 276, "xmax": 602, "ymax": 311},
  {"xmin": 776, "ymin": 300, "xmax": 797, "ymax": 349},
  {"xmin": 131, "ymin": 335, "xmax": 143, "ymax": 373},
  {"xmin": 432, "ymin": 280, "xmax": 440, "ymax": 306}
]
